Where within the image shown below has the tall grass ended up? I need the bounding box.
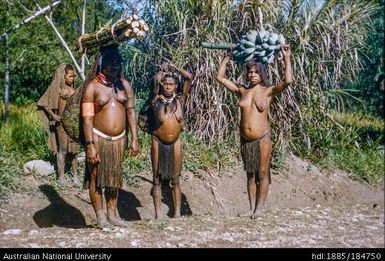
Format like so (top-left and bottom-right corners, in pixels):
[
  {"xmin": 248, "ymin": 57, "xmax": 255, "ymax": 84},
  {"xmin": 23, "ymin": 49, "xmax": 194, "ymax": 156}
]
[
  {"xmin": 0, "ymin": 103, "xmax": 241, "ymax": 197},
  {"xmin": 295, "ymin": 109, "xmax": 384, "ymax": 184},
  {"xmin": 0, "ymin": 148, "xmax": 23, "ymax": 200},
  {"xmin": 0, "ymin": 1, "xmax": 383, "ymax": 197},
  {"xmin": 0, "ymin": 103, "xmax": 50, "ymax": 160},
  {"xmin": 117, "ymin": 0, "xmax": 383, "ymax": 184},
  {"xmin": 120, "ymin": 0, "xmax": 380, "ymax": 148}
]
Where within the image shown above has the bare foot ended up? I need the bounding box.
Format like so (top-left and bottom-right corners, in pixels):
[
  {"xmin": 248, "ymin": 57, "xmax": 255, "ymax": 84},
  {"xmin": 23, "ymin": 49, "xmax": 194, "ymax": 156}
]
[
  {"xmin": 238, "ymin": 209, "xmax": 254, "ymax": 217},
  {"xmin": 155, "ymin": 211, "xmax": 166, "ymax": 221},
  {"xmin": 58, "ymin": 176, "xmax": 67, "ymax": 186},
  {"xmin": 96, "ymin": 212, "xmax": 114, "ymax": 230},
  {"xmin": 107, "ymin": 215, "xmax": 130, "ymax": 228},
  {"xmin": 71, "ymin": 175, "xmax": 81, "ymax": 186},
  {"xmin": 251, "ymin": 206, "xmax": 265, "ymax": 219}
]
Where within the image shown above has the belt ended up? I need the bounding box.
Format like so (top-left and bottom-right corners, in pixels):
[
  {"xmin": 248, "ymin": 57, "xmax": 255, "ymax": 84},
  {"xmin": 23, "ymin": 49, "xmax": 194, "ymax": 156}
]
[{"xmin": 93, "ymin": 128, "xmax": 126, "ymax": 141}]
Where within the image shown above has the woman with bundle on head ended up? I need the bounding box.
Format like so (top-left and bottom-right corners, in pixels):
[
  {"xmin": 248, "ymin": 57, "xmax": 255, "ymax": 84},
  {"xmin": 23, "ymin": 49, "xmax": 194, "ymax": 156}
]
[
  {"xmin": 81, "ymin": 44, "xmax": 139, "ymax": 229},
  {"xmin": 149, "ymin": 62, "xmax": 192, "ymax": 220},
  {"xmin": 216, "ymin": 44, "xmax": 292, "ymax": 218},
  {"xmin": 37, "ymin": 64, "xmax": 80, "ymax": 186}
]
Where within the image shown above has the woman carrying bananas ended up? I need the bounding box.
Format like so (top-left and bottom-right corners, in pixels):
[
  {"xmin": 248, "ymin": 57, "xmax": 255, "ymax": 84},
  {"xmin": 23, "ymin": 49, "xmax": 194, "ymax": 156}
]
[{"xmin": 216, "ymin": 44, "xmax": 292, "ymax": 218}]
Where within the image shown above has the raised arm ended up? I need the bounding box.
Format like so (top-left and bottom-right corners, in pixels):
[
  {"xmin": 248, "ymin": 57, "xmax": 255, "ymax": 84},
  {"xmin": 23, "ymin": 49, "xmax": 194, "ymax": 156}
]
[
  {"xmin": 123, "ymin": 80, "xmax": 139, "ymax": 156},
  {"xmin": 82, "ymin": 83, "xmax": 100, "ymax": 164},
  {"xmin": 173, "ymin": 65, "xmax": 193, "ymax": 97},
  {"xmin": 153, "ymin": 71, "xmax": 164, "ymax": 97},
  {"xmin": 272, "ymin": 44, "xmax": 293, "ymax": 95},
  {"xmin": 216, "ymin": 51, "xmax": 239, "ymax": 93}
]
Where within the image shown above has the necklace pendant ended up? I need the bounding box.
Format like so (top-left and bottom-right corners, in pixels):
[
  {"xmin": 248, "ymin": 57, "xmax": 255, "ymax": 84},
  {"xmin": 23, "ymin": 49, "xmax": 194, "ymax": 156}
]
[{"xmin": 111, "ymin": 102, "xmax": 116, "ymax": 107}]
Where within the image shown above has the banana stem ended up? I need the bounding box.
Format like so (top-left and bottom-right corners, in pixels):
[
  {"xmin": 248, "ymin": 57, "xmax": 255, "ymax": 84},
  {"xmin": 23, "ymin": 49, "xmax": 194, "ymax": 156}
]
[{"xmin": 201, "ymin": 42, "xmax": 237, "ymax": 50}]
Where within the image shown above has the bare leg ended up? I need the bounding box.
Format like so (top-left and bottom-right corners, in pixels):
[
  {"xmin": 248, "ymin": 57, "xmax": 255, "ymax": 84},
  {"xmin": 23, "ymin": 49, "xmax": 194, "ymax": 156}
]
[
  {"xmin": 70, "ymin": 154, "xmax": 80, "ymax": 186},
  {"xmin": 171, "ymin": 137, "xmax": 182, "ymax": 218},
  {"xmin": 151, "ymin": 136, "xmax": 163, "ymax": 220},
  {"xmin": 252, "ymin": 137, "xmax": 272, "ymax": 219},
  {"xmin": 89, "ymin": 165, "xmax": 110, "ymax": 229},
  {"xmin": 106, "ymin": 188, "xmax": 129, "ymax": 227},
  {"xmin": 56, "ymin": 125, "xmax": 68, "ymax": 186},
  {"xmin": 239, "ymin": 172, "xmax": 257, "ymax": 217},
  {"xmin": 57, "ymin": 151, "xmax": 67, "ymax": 186}
]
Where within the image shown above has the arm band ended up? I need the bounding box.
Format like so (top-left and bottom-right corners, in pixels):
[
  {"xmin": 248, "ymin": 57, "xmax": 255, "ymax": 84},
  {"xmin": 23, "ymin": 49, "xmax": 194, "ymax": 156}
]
[
  {"xmin": 82, "ymin": 102, "xmax": 95, "ymax": 116},
  {"xmin": 125, "ymin": 96, "xmax": 135, "ymax": 109}
]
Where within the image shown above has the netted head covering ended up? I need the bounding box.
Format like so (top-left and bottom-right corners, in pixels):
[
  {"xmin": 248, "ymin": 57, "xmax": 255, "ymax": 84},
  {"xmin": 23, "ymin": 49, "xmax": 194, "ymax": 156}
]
[
  {"xmin": 36, "ymin": 64, "xmax": 68, "ymax": 154},
  {"xmin": 37, "ymin": 64, "xmax": 67, "ymax": 109}
]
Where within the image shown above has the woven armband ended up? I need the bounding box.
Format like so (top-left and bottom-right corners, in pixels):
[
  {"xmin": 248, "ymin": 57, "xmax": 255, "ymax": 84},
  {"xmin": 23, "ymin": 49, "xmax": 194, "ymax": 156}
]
[
  {"xmin": 125, "ymin": 96, "xmax": 135, "ymax": 109},
  {"xmin": 82, "ymin": 102, "xmax": 95, "ymax": 117}
]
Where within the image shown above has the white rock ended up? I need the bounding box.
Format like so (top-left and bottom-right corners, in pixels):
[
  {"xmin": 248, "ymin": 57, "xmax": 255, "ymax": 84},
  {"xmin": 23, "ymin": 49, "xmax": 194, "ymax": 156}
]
[
  {"xmin": 130, "ymin": 239, "xmax": 140, "ymax": 247},
  {"xmin": 28, "ymin": 230, "xmax": 38, "ymax": 236},
  {"xmin": 28, "ymin": 243, "xmax": 40, "ymax": 248},
  {"xmin": 77, "ymin": 152, "xmax": 86, "ymax": 162},
  {"xmin": 23, "ymin": 160, "xmax": 55, "ymax": 176},
  {"xmin": 3, "ymin": 228, "xmax": 22, "ymax": 235},
  {"xmin": 115, "ymin": 232, "xmax": 124, "ymax": 238}
]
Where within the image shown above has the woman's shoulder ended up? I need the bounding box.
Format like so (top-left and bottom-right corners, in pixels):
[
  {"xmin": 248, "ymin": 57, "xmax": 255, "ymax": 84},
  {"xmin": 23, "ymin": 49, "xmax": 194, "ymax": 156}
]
[
  {"xmin": 236, "ymin": 83, "xmax": 247, "ymax": 90},
  {"xmin": 83, "ymin": 80, "xmax": 99, "ymax": 94},
  {"xmin": 87, "ymin": 79, "xmax": 98, "ymax": 87}
]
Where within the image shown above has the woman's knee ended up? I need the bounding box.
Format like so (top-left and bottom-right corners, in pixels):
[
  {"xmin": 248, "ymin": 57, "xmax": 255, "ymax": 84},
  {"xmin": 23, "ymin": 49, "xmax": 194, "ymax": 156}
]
[
  {"xmin": 247, "ymin": 172, "xmax": 256, "ymax": 179},
  {"xmin": 170, "ymin": 175, "xmax": 180, "ymax": 187},
  {"xmin": 258, "ymin": 169, "xmax": 269, "ymax": 181},
  {"xmin": 58, "ymin": 147, "xmax": 68, "ymax": 154},
  {"xmin": 153, "ymin": 175, "xmax": 160, "ymax": 186}
]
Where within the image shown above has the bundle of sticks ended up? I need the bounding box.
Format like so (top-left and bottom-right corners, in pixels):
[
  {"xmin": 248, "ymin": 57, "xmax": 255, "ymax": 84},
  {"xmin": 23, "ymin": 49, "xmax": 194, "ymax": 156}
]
[{"xmin": 77, "ymin": 14, "xmax": 149, "ymax": 55}]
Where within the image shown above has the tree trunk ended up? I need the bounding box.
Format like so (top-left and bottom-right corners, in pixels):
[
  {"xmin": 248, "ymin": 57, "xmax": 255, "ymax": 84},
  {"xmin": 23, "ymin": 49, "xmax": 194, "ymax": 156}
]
[
  {"xmin": 81, "ymin": 0, "xmax": 87, "ymax": 76},
  {"xmin": 33, "ymin": 0, "xmax": 85, "ymax": 80},
  {"xmin": 0, "ymin": 0, "xmax": 62, "ymax": 40},
  {"xmin": 4, "ymin": 34, "xmax": 10, "ymax": 121}
]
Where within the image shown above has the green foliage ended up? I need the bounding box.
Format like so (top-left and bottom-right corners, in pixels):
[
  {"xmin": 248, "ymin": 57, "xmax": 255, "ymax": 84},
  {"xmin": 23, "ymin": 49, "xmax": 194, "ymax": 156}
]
[
  {"xmin": 0, "ymin": 0, "xmax": 118, "ymax": 103},
  {"xmin": 0, "ymin": 147, "xmax": 22, "ymax": 200},
  {"xmin": 0, "ymin": 103, "xmax": 50, "ymax": 159},
  {"xmin": 116, "ymin": 0, "xmax": 382, "ymax": 155},
  {"xmin": 295, "ymin": 109, "xmax": 384, "ymax": 184},
  {"xmin": 343, "ymin": 1, "xmax": 384, "ymax": 117},
  {"xmin": 122, "ymin": 128, "xmax": 152, "ymax": 179},
  {"xmin": 181, "ymin": 132, "xmax": 238, "ymax": 173},
  {"xmin": 271, "ymin": 145, "xmax": 286, "ymax": 170},
  {"xmin": 0, "ymin": 0, "xmax": 383, "ymax": 197},
  {"xmin": 318, "ymin": 142, "xmax": 383, "ymax": 184},
  {"xmin": 0, "ymin": 103, "xmax": 244, "ymax": 196},
  {"xmin": 122, "ymin": 129, "xmax": 240, "ymax": 179}
]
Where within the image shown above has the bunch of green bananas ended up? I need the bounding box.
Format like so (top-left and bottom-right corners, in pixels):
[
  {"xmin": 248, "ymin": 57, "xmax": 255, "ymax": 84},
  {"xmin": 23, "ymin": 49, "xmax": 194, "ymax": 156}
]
[{"xmin": 232, "ymin": 29, "xmax": 286, "ymax": 64}]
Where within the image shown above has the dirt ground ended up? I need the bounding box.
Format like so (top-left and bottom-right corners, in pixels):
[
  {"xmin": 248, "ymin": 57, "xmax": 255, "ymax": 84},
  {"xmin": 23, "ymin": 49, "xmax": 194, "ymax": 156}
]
[{"xmin": 0, "ymin": 154, "xmax": 383, "ymax": 248}]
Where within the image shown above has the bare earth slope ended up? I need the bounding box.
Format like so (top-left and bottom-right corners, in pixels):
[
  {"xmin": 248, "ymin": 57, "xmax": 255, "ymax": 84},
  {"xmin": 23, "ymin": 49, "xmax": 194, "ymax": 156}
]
[{"xmin": 0, "ymin": 154, "xmax": 383, "ymax": 248}]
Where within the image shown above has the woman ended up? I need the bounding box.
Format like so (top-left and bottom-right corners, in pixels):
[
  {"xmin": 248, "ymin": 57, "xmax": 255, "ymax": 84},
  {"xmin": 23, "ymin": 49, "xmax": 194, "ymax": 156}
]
[
  {"xmin": 150, "ymin": 62, "xmax": 192, "ymax": 220},
  {"xmin": 82, "ymin": 45, "xmax": 139, "ymax": 229},
  {"xmin": 216, "ymin": 44, "xmax": 292, "ymax": 218},
  {"xmin": 37, "ymin": 64, "xmax": 79, "ymax": 186}
]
